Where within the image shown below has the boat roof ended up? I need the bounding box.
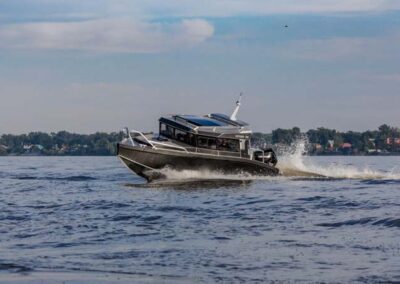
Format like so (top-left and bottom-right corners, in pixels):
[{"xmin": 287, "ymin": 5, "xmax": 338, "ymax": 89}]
[
  {"xmin": 176, "ymin": 115, "xmax": 227, "ymax": 127},
  {"xmin": 159, "ymin": 113, "xmax": 252, "ymax": 138},
  {"xmin": 207, "ymin": 113, "xmax": 249, "ymax": 127}
]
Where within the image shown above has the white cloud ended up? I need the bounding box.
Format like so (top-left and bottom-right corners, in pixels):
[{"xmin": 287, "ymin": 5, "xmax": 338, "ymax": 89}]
[
  {"xmin": 0, "ymin": 18, "xmax": 214, "ymax": 53},
  {"xmin": 2, "ymin": 0, "xmax": 399, "ymax": 23}
]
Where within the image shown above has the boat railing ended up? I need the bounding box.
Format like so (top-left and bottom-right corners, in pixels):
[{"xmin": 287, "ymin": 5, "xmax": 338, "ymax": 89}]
[
  {"xmin": 124, "ymin": 128, "xmax": 250, "ymax": 158},
  {"xmin": 150, "ymin": 141, "xmax": 189, "ymax": 153},
  {"xmin": 185, "ymin": 147, "xmax": 243, "ymax": 158},
  {"xmin": 126, "ymin": 128, "xmax": 189, "ymax": 153}
]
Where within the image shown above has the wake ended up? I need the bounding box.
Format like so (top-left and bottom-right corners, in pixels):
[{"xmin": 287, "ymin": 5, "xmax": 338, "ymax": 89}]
[
  {"xmin": 278, "ymin": 138, "xmax": 400, "ymax": 180},
  {"xmin": 149, "ymin": 139, "xmax": 400, "ymax": 182}
]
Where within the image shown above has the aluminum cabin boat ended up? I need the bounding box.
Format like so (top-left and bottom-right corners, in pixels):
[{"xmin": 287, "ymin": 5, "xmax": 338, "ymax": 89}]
[{"xmin": 117, "ymin": 96, "xmax": 279, "ymax": 181}]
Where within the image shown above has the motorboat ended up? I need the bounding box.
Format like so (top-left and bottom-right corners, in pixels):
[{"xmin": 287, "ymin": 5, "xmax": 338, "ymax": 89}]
[{"xmin": 117, "ymin": 95, "xmax": 279, "ymax": 181}]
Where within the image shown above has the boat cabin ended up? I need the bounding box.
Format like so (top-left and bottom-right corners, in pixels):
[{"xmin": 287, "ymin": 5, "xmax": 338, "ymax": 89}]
[{"xmin": 158, "ymin": 114, "xmax": 252, "ymax": 157}]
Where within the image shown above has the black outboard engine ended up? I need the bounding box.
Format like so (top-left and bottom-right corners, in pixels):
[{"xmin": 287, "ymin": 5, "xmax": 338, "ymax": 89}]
[{"xmin": 254, "ymin": 148, "xmax": 278, "ymax": 167}]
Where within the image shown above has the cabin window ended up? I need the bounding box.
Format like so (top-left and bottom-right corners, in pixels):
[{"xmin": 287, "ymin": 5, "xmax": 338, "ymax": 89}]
[
  {"xmin": 160, "ymin": 123, "xmax": 167, "ymax": 135},
  {"xmin": 175, "ymin": 129, "xmax": 189, "ymax": 143},
  {"xmin": 174, "ymin": 129, "xmax": 196, "ymax": 146},
  {"xmin": 198, "ymin": 137, "xmax": 208, "ymax": 148},
  {"xmin": 197, "ymin": 136, "xmax": 217, "ymax": 150},
  {"xmin": 166, "ymin": 125, "xmax": 175, "ymax": 138},
  {"xmin": 188, "ymin": 134, "xmax": 196, "ymax": 147},
  {"xmin": 208, "ymin": 138, "xmax": 217, "ymax": 150},
  {"xmin": 160, "ymin": 124, "xmax": 175, "ymax": 138},
  {"xmin": 217, "ymin": 138, "xmax": 240, "ymax": 152}
]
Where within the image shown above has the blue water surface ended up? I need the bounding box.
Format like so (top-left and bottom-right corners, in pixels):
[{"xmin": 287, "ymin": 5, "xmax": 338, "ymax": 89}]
[{"xmin": 0, "ymin": 156, "xmax": 399, "ymax": 283}]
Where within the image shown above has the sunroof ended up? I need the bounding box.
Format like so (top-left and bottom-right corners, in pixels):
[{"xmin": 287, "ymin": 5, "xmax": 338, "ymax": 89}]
[{"xmin": 177, "ymin": 115, "xmax": 227, "ymax": 127}]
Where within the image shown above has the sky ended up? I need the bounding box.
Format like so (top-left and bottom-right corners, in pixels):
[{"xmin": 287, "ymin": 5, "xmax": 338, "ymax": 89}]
[{"xmin": 0, "ymin": 0, "xmax": 399, "ymax": 134}]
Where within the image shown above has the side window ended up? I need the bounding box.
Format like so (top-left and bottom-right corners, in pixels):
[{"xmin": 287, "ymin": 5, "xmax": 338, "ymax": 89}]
[
  {"xmin": 198, "ymin": 136, "xmax": 216, "ymax": 150},
  {"xmin": 198, "ymin": 137, "xmax": 208, "ymax": 148},
  {"xmin": 189, "ymin": 134, "xmax": 196, "ymax": 146},
  {"xmin": 228, "ymin": 139, "xmax": 240, "ymax": 152},
  {"xmin": 208, "ymin": 138, "xmax": 216, "ymax": 150},
  {"xmin": 175, "ymin": 129, "xmax": 189, "ymax": 143},
  {"xmin": 217, "ymin": 138, "xmax": 240, "ymax": 152},
  {"xmin": 160, "ymin": 123, "xmax": 167, "ymax": 136},
  {"xmin": 166, "ymin": 125, "xmax": 175, "ymax": 138},
  {"xmin": 160, "ymin": 123, "xmax": 175, "ymax": 139}
]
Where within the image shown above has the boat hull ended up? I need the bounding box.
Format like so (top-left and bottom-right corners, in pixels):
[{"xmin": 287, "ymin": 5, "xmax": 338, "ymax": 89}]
[{"xmin": 117, "ymin": 143, "xmax": 279, "ymax": 181}]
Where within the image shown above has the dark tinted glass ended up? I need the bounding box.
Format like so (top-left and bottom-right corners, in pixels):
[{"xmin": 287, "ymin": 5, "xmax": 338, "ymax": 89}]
[{"xmin": 177, "ymin": 115, "xmax": 227, "ymax": 126}]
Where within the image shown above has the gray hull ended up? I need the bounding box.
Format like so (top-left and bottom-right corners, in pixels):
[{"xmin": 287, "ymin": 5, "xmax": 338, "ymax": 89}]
[{"xmin": 117, "ymin": 143, "xmax": 279, "ymax": 182}]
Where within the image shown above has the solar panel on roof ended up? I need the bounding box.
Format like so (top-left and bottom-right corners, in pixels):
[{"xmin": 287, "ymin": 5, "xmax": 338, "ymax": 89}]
[
  {"xmin": 210, "ymin": 113, "xmax": 230, "ymax": 120},
  {"xmin": 209, "ymin": 113, "xmax": 249, "ymax": 126},
  {"xmin": 177, "ymin": 115, "xmax": 227, "ymax": 127}
]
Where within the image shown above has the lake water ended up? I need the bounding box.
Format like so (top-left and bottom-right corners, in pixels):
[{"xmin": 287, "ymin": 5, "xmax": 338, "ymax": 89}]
[{"xmin": 0, "ymin": 155, "xmax": 399, "ymax": 283}]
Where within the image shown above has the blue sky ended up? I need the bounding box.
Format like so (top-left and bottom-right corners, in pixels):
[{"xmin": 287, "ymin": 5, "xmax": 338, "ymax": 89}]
[{"xmin": 0, "ymin": 0, "xmax": 399, "ymax": 133}]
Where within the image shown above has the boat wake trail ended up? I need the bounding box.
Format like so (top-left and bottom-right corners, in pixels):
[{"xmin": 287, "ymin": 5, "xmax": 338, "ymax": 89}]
[
  {"xmin": 278, "ymin": 139, "xmax": 400, "ymax": 180},
  {"xmin": 155, "ymin": 168, "xmax": 258, "ymax": 182},
  {"xmin": 144, "ymin": 139, "xmax": 400, "ymax": 183}
]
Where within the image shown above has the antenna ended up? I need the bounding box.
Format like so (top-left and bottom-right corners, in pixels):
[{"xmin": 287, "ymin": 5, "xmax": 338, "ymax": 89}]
[{"xmin": 230, "ymin": 93, "xmax": 242, "ymax": 121}]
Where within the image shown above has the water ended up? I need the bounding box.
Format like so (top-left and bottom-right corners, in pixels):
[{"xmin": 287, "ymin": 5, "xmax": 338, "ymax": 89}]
[{"xmin": 0, "ymin": 155, "xmax": 400, "ymax": 283}]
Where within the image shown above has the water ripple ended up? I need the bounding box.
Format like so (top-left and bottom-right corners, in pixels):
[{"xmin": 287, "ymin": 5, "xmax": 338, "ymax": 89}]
[{"xmin": 0, "ymin": 156, "xmax": 399, "ymax": 283}]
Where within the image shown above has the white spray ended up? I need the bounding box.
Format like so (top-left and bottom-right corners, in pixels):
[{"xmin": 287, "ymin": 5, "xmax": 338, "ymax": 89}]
[{"xmin": 278, "ymin": 137, "xmax": 400, "ymax": 180}]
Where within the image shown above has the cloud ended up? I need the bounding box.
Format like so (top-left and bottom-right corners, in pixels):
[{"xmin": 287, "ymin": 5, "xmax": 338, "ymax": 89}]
[
  {"xmin": 129, "ymin": 0, "xmax": 400, "ymax": 17},
  {"xmin": 1, "ymin": 0, "xmax": 400, "ymax": 23},
  {"xmin": 2, "ymin": 77, "xmax": 399, "ymax": 134},
  {"xmin": 0, "ymin": 18, "xmax": 214, "ymax": 53}
]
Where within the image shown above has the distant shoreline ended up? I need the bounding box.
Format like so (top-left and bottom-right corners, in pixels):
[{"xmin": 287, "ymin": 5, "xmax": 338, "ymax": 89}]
[{"xmin": 1, "ymin": 125, "xmax": 399, "ymax": 156}]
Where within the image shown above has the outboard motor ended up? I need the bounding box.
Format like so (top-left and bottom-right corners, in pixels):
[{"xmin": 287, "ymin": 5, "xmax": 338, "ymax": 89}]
[{"xmin": 254, "ymin": 148, "xmax": 278, "ymax": 167}]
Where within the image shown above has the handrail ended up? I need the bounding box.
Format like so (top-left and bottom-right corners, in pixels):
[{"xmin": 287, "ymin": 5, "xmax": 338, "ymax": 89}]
[
  {"xmin": 128, "ymin": 129, "xmax": 189, "ymax": 153},
  {"xmin": 184, "ymin": 146, "xmax": 246, "ymax": 158},
  {"xmin": 150, "ymin": 140, "xmax": 189, "ymax": 153},
  {"xmin": 124, "ymin": 128, "xmax": 253, "ymax": 157},
  {"xmin": 124, "ymin": 127, "xmax": 135, "ymax": 146},
  {"xmin": 129, "ymin": 129, "xmax": 155, "ymax": 148}
]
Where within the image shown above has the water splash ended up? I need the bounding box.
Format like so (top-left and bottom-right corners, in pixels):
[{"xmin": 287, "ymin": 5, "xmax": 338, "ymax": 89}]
[
  {"xmin": 155, "ymin": 167, "xmax": 262, "ymax": 182},
  {"xmin": 278, "ymin": 138, "xmax": 400, "ymax": 180},
  {"xmin": 147, "ymin": 138, "xmax": 400, "ymax": 182}
]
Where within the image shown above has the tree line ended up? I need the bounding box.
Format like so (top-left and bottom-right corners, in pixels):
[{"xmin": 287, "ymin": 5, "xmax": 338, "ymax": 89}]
[
  {"xmin": 253, "ymin": 124, "xmax": 400, "ymax": 155},
  {"xmin": 0, "ymin": 131, "xmax": 123, "ymax": 156},
  {"xmin": 0, "ymin": 124, "xmax": 399, "ymax": 156}
]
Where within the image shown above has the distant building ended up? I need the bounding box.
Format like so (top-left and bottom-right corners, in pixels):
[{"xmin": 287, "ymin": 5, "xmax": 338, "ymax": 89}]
[
  {"xmin": 23, "ymin": 144, "xmax": 32, "ymax": 150},
  {"xmin": 386, "ymin": 138, "xmax": 400, "ymax": 145},
  {"xmin": 35, "ymin": 145, "xmax": 44, "ymax": 151},
  {"xmin": 341, "ymin": 143, "xmax": 352, "ymax": 149},
  {"xmin": 327, "ymin": 140, "xmax": 334, "ymax": 150},
  {"xmin": 0, "ymin": 144, "xmax": 8, "ymax": 155},
  {"xmin": 340, "ymin": 143, "xmax": 352, "ymax": 155},
  {"xmin": 61, "ymin": 144, "xmax": 69, "ymax": 151},
  {"xmin": 22, "ymin": 144, "xmax": 44, "ymax": 154},
  {"xmin": 312, "ymin": 143, "xmax": 323, "ymax": 153}
]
